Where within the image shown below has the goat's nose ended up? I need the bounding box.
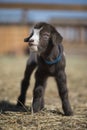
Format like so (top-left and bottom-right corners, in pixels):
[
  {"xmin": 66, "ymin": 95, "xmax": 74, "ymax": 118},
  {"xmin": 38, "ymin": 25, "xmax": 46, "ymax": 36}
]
[
  {"xmin": 29, "ymin": 39, "xmax": 34, "ymax": 46},
  {"xmin": 29, "ymin": 39, "xmax": 34, "ymax": 43}
]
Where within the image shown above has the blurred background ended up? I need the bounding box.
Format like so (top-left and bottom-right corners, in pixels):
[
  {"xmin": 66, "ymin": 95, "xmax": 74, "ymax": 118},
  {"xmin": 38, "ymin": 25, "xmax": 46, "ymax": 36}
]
[
  {"xmin": 0, "ymin": 1, "xmax": 87, "ymax": 129},
  {"xmin": 0, "ymin": 0, "xmax": 87, "ymax": 54}
]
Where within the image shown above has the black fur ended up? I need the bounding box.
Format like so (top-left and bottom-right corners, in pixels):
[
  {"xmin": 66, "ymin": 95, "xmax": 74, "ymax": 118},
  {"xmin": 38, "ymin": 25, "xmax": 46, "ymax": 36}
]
[{"xmin": 17, "ymin": 22, "xmax": 73, "ymax": 116}]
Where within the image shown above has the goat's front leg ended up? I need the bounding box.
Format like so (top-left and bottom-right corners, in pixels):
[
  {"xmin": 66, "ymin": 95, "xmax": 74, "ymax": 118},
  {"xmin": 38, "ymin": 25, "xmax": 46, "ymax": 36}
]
[
  {"xmin": 32, "ymin": 69, "xmax": 48, "ymax": 113},
  {"xmin": 55, "ymin": 70, "xmax": 73, "ymax": 116},
  {"xmin": 17, "ymin": 53, "xmax": 37, "ymax": 106}
]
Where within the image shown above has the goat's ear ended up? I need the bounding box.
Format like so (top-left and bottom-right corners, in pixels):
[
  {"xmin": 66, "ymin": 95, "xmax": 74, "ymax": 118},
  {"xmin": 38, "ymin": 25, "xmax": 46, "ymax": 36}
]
[
  {"xmin": 24, "ymin": 37, "xmax": 29, "ymax": 42},
  {"xmin": 51, "ymin": 31, "xmax": 63, "ymax": 45}
]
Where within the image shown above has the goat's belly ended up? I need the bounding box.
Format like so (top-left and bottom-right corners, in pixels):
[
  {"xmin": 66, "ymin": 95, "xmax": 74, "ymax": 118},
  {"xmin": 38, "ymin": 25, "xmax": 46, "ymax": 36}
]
[{"xmin": 41, "ymin": 65, "xmax": 56, "ymax": 77}]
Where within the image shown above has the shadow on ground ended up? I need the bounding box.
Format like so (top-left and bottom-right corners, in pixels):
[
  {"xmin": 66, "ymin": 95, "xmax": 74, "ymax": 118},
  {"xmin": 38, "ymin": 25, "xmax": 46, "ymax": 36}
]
[
  {"xmin": 0, "ymin": 100, "xmax": 31, "ymax": 113},
  {"xmin": 0, "ymin": 100, "xmax": 63, "ymax": 116}
]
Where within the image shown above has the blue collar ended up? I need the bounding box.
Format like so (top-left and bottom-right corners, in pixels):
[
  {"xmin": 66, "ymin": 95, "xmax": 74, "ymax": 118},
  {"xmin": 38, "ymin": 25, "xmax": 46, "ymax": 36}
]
[{"xmin": 45, "ymin": 45, "xmax": 62, "ymax": 65}]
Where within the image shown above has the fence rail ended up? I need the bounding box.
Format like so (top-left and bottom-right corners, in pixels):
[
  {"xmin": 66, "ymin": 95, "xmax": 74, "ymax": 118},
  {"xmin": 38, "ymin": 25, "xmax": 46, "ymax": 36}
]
[
  {"xmin": 0, "ymin": 3, "xmax": 87, "ymax": 11},
  {"xmin": 0, "ymin": 24, "xmax": 87, "ymax": 54}
]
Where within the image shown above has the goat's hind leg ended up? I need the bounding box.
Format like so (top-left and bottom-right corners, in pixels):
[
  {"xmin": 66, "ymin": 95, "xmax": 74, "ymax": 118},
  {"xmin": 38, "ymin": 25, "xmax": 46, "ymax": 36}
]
[{"xmin": 55, "ymin": 70, "xmax": 73, "ymax": 116}]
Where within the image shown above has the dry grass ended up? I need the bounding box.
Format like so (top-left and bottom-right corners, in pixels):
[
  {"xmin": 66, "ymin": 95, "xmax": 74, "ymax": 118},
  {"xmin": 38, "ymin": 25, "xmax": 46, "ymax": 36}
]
[{"xmin": 0, "ymin": 53, "xmax": 87, "ymax": 130}]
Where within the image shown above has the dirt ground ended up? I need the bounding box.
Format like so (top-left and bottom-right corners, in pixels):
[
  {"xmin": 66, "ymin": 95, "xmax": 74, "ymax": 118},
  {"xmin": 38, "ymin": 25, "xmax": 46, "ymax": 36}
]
[{"xmin": 0, "ymin": 51, "xmax": 87, "ymax": 130}]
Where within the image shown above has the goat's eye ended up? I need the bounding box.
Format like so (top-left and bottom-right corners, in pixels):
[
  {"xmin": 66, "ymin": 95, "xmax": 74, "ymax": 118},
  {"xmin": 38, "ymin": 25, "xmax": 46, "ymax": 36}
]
[{"xmin": 43, "ymin": 33, "xmax": 50, "ymax": 39}]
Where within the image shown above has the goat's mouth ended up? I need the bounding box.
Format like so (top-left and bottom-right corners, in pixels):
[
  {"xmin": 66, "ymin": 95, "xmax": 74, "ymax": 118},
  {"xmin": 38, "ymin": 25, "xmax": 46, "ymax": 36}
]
[
  {"xmin": 28, "ymin": 42, "xmax": 37, "ymax": 47},
  {"xmin": 28, "ymin": 43, "xmax": 38, "ymax": 52}
]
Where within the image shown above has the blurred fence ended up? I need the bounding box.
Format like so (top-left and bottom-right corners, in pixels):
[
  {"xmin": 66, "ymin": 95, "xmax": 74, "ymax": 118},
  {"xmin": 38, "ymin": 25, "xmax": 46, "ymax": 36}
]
[
  {"xmin": 0, "ymin": 24, "xmax": 29, "ymax": 54},
  {"xmin": 0, "ymin": 21, "xmax": 87, "ymax": 54},
  {"xmin": 52, "ymin": 19, "xmax": 87, "ymax": 45},
  {"xmin": 0, "ymin": 3, "xmax": 87, "ymax": 54}
]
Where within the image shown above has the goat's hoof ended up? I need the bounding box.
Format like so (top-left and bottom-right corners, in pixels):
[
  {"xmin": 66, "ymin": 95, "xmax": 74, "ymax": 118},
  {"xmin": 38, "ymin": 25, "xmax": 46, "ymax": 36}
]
[{"xmin": 64, "ymin": 111, "xmax": 73, "ymax": 116}]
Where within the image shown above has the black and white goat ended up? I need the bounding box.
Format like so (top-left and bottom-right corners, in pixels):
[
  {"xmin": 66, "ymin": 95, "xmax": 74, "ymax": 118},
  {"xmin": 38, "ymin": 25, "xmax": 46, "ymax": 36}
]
[{"xmin": 17, "ymin": 22, "xmax": 73, "ymax": 116}]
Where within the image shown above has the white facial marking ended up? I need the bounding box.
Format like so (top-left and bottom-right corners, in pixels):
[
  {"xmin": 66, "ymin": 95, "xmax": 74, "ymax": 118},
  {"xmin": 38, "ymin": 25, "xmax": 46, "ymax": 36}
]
[{"xmin": 29, "ymin": 28, "xmax": 41, "ymax": 52}]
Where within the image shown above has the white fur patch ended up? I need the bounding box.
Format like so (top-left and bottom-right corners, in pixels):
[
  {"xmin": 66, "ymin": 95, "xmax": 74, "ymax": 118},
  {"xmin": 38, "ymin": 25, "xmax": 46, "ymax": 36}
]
[
  {"xmin": 29, "ymin": 28, "xmax": 41, "ymax": 52},
  {"xmin": 63, "ymin": 52, "xmax": 66, "ymax": 56},
  {"xmin": 27, "ymin": 51, "xmax": 37, "ymax": 65}
]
